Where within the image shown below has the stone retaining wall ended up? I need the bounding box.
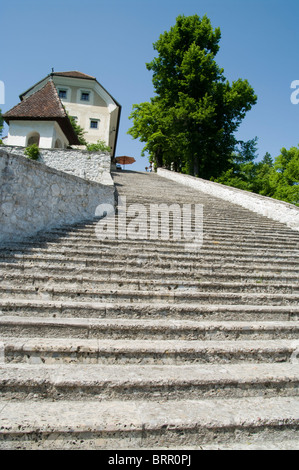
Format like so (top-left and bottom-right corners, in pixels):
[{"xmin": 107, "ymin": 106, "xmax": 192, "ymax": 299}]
[
  {"xmin": 0, "ymin": 150, "xmax": 115, "ymax": 246},
  {"xmin": 2, "ymin": 146, "xmax": 113, "ymax": 186},
  {"xmin": 157, "ymin": 168, "xmax": 299, "ymax": 232}
]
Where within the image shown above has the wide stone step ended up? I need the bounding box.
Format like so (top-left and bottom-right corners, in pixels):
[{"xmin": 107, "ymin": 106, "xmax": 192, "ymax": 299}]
[
  {"xmin": 48, "ymin": 227, "xmax": 299, "ymax": 244},
  {"xmin": 1, "ymin": 285, "xmax": 299, "ymax": 304},
  {"xmin": 72, "ymin": 224, "xmax": 299, "ymax": 239},
  {"xmin": 1, "ymin": 299, "xmax": 298, "ymax": 321},
  {"xmin": 34, "ymin": 234, "xmax": 297, "ymax": 252},
  {"xmin": 2, "ymin": 337, "xmax": 298, "ymax": 364},
  {"xmin": 1, "ymin": 274, "xmax": 298, "ymax": 294},
  {"xmin": 2, "ymin": 260, "xmax": 299, "ymax": 278},
  {"xmin": 11, "ymin": 228, "xmax": 299, "ymax": 249},
  {"xmin": 1, "ymin": 363, "xmax": 298, "ymax": 401},
  {"xmin": 3, "ymin": 241, "xmax": 299, "ymax": 258},
  {"xmin": 1, "ymin": 254, "xmax": 299, "ymax": 276},
  {"xmin": 10, "ymin": 233, "xmax": 299, "ymax": 250},
  {"xmin": 8, "ymin": 247, "xmax": 298, "ymax": 267},
  {"xmin": 43, "ymin": 212, "xmax": 299, "ymax": 232},
  {"xmin": 1, "ymin": 250, "xmax": 297, "ymax": 266},
  {"xmin": 1, "ymin": 316, "xmax": 298, "ymax": 340},
  {"xmin": 0, "ymin": 397, "xmax": 298, "ymax": 449},
  {"xmin": 30, "ymin": 218, "xmax": 299, "ymax": 233}
]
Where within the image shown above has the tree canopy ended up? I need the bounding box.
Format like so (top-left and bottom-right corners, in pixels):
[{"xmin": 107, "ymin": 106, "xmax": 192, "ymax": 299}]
[
  {"xmin": 128, "ymin": 14, "xmax": 257, "ymax": 178},
  {"xmin": 212, "ymin": 143, "xmax": 299, "ymax": 206}
]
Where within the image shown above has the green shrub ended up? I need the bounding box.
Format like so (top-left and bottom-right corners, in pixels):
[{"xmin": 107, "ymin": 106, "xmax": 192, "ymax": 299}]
[
  {"xmin": 68, "ymin": 113, "xmax": 87, "ymax": 145},
  {"xmin": 86, "ymin": 139, "xmax": 111, "ymax": 153},
  {"xmin": 24, "ymin": 143, "xmax": 40, "ymax": 160}
]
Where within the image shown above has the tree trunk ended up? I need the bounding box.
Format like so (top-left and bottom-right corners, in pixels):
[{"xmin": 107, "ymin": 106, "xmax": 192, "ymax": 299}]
[
  {"xmin": 193, "ymin": 154, "xmax": 199, "ymax": 177},
  {"xmin": 155, "ymin": 148, "xmax": 163, "ymax": 168}
]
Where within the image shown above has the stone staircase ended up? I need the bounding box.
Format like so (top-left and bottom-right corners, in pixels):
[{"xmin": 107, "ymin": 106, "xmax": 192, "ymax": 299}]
[{"xmin": 0, "ymin": 170, "xmax": 298, "ymax": 449}]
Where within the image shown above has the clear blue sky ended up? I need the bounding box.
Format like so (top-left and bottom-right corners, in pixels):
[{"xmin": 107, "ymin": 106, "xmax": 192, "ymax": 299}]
[{"xmin": 1, "ymin": 0, "xmax": 299, "ymax": 172}]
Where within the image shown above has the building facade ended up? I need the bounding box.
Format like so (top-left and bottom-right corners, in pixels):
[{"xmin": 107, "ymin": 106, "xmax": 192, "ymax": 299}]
[{"xmin": 3, "ymin": 71, "xmax": 121, "ymax": 156}]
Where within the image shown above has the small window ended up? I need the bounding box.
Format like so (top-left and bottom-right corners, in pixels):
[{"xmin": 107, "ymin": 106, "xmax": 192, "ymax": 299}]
[
  {"xmin": 90, "ymin": 120, "xmax": 98, "ymax": 129},
  {"xmin": 58, "ymin": 89, "xmax": 67, "ymax": 99},
  {"xmin": 81, "ymin": 92, "xmax": 90, "ymax": 101}
]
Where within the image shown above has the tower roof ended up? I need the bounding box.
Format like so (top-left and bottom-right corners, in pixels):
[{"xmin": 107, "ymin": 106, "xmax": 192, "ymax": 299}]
[
  {"xmin": 52, "ymin": 71, "xmax": 96, "ymax": 80},
  {"xmin": 19, "ymin": 71, "xmax": 121, "ymax": 109}
]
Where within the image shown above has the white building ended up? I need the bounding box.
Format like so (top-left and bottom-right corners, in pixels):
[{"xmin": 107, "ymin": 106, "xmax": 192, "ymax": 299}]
[{"xmin": 3, "ymin": 71, "xmax": 121, "ymax": 155}]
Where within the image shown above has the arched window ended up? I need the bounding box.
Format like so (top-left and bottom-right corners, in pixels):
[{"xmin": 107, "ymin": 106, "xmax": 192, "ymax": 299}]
[{"xmin": 26, "ymin": 132, "xmax": 40, "ymax": 147}]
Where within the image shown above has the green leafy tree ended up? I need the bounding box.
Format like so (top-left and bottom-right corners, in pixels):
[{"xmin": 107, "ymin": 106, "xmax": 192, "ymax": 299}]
[
  {"xmin": 260, "ymin": 152, "xmax": 273, "ymax": 167},
  {"xmin": 268, "ymin": 146, "xmax": 299, "ymax": 205},
  {"xmin": 128, "ymin": 100, "xmax": 180, "ymax": 169},
  {"xmin": 274, "ymin": 146, "xmax": 299, "ymax": 183},
  {"xmin": 211, "ymin": 137, "xmax": 258, "ymax": 190},
  {"xmin": 213, "ymin": 144, "xmax": 299, "ymax": 206},
  {"xmin": 128, "ymin": 14, "xmax": 257, "ymax": 178},
  {"xmin": 252, "ymin": 152, "xmax": 274, "ymax": 196}
]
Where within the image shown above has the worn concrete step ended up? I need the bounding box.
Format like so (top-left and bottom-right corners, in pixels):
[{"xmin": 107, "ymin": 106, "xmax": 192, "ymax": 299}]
[
  {"xmin": 27, "ymin": 219, "xmax": 299, "ymax": 234},
  {"xmin": 65, "ymin": 229, "xmax": 299, "ymax": 243},
  {"xmin": 44, "ymin": 212, "xmax": 299, "ymax": 231},
  {"xmin": 0, "ymin": 397, "xmax": 298, "ymax": 449},
  {"xmin": 2, "ymin": 337, "xmax": 298, "ymax": 364},
  {"xmin": 1, "ymin": 262, "xmax": 299, "ymax": 284},
  {"xmin": 6, "ymin": 243, "xmax": 299, "ymax": 264},
  {"xmin": 4, "ymin": 238, "xmax": 299, "ymax": 256},
  {"xmin": 120, "ymin": 192, "xmax": 294, "ymax": 210},
  {"xmin": 0, "ymin": 363, "xmax": 298, "ymax": 401},
  {"xmin": 2, "ymin": 259, "xmax": 299, "ymax": 278},
  {"xmin": 1, "ymin": 285, "xmax": 299, "ymax": 305},
  {"xmin": 48, "ymin": 227, "xmax": 299, "ymax": 245},
  {"xmin": 15, "ymin": 230, "xmax": 299, "ymax": 247},
  {"xmin": 1, "ymin": 299, "xmax": 298, "ymax": 321},
  {"xmin": 1, "ymin": 274, "xmax": 298, "ymax": 294},
  {"xmin": 1, "ymin": 316, "xmax": 298, "ymax": 340},
  {"xmin": 9, "ymin": 243, "xmax": 298, "ymax": 260},
  {"xmin": 2, "ymin": 231, "xmax": 298, "ymax": 250},
  {"xmin": 0, "ymin": 256, "xmax": 298, "ymax": 277},
  {"xmin": 1, "ymin": 249, "xmax": 298, "ymax": 266},
  {"xmin": 120, "ymin": 217, "xmax": 295, "ymax": 233},
  {"xmin": 33, "ymin": 234, "xmax": 297, "ymax": 252}
]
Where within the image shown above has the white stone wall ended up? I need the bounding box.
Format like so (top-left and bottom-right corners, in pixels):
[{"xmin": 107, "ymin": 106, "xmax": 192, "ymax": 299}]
[
  {"xmin": 157, "ymin": 168, "xmax": 299, "ymax": 232},
  {"xmin": 0, "ymin": 150, "xmax": 115, "ymax": 246},
  {"xmin": 53, "ymin": 122, "xmax": 69, "ymax": 149},
  {"xmin": 5, "ymin": 121, "xmax": 65, "ymax": 148},
  {"xmin": 2, "ymin": 146, "xmax": 113, "ymax": 186}
]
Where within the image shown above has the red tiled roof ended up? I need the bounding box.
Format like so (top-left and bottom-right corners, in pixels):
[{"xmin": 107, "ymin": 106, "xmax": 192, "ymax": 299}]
[
  {"xmin": 3, "ymin": 80, "xmax": 80, "ymax": 145},
  {"xmin": 4, "ymin": 80, "xmax": 67, "ymax": 119},
  {"xmin": 52, "ymin": 71, "xmax": 96, "ymax": 80}
]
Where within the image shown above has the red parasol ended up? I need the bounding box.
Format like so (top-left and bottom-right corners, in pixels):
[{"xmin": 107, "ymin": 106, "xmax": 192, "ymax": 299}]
[{"xmin": 115, "ymin": 156, "xmax": 136, "ymax": 169}]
